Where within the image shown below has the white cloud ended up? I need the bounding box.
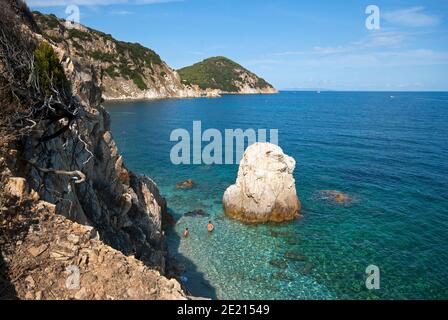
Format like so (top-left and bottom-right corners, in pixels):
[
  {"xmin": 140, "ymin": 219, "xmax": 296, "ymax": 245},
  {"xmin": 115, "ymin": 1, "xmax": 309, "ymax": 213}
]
[
  {"xmin": 109, "ymin": 9, "xmax": 133, "ymax": 15},
  {"xmin": 312, "ymin": 46, "xmax": 350, "ymax": 55},
  {"xmin": 271, "ymin": 51, "xmax": 307, "ymax": 56},
  {"xmin": 271, "ymin": 30, "xmax": 409, "ymax": 58},
  {"xmin": 356, "ymin": 30, "xmax": 409, "ymax": 48},
  {"xmin": 258, "ymin": 27, "xmax": 448, "ymax": 72},
  {"xmin": 26, "ymin": 0, "xmax": 180, "ymax": 7},
  {"xmin": 251, "ymin": 49, "xmax": 448, "ymax": 69},
  {"xmin": 383, "ymin": 7, "xmax": 440, "ymax": 27},
  {"xmin": 272, "ymin": 47, "xmax": 350, "ymax": 57}
]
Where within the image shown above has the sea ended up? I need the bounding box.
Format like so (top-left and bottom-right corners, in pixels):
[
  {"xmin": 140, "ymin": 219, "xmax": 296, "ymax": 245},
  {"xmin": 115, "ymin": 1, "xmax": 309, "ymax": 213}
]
[{"xmin": 106, "ymin": 91, "xmax": 448, "ymax": 300}]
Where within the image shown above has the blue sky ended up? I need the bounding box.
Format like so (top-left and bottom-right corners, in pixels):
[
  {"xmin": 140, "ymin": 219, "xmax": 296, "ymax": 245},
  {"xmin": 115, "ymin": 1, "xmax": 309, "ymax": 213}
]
[{"xmin": 26, "ymin": 0, "xmax": 448, "ymax": 91}]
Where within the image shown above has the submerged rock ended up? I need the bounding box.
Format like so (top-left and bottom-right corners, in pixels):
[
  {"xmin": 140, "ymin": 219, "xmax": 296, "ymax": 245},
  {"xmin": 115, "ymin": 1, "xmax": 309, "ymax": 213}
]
[
  {"xmin": 270, "ymin": 230, "xmax": 293, "ymax": 238},
  {"xmin": 284, "ymin": 251, "xmax": 305, "ymax": 261},
  {"xmin": 320, "ymin": 190, "xmax": 352, "ymax": 205},
  {"xmin": 176, "ymin": 179, "xmax": 195, "ymax": 190},
  {"xmin": 284, "ymin": 237, "xmax": 300, "ymax": 246},
  {"xmin": 269, "ymin": 258, "xmax": 288, "ymax": 269},
  {"xmin": 184, "ymin": 209, "xmax": 209, "ymax": 218},
  {"xmin": 272, "ymin": 272, "xmax": 294, "ymax": 282},
  {"xmin": 297, "ymin": 262, "xmax": 314, "ymax": 275},
  {"xmin": 223, "ymin": 143, "xmax": 301, "ymax": 223}
]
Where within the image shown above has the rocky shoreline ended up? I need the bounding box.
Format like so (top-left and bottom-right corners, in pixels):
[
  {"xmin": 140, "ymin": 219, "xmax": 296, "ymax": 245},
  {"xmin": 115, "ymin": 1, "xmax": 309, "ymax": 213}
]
[
  {"xmin": 101, "ymin": 88, "xmax": 221, "ymax": 102},
  {"xmin": 32, "ymin": 12, "xmax": 277, "ymax": 103},
  {"xmin": 0, "ymin": 0, "xmax": 191, "ymax": 300},
  {"xmin": 0, "ymin": 1, "xmax": 282, "ymax": 301},
  {"xmin": 0, "ymin": 191, "xmax": 187, "ymax": 300},
  {"xmin": 101, "ymin": 86, "xmax": 278, "ymax": 104}
]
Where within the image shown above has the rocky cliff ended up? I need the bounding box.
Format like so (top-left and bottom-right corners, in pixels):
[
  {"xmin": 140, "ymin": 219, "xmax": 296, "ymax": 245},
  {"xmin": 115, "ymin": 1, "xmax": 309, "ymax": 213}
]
[
  {"xmin": 0, "ymin": 0, "xmax": 186, "ymax": 300},
  {"xmin": 0, "ymin": 189, "xmax": 186, "ymax": 300},
  {"xmin": 33, "ymin": 12, "xmax": 276, "ymax": 99},
  {"xmin": 178, "ymin": 56, "xmax": 278, "ymax": 94},
  {"xmin": 33, "ymin": 11, "xmax": 214, "ymax": 100}
]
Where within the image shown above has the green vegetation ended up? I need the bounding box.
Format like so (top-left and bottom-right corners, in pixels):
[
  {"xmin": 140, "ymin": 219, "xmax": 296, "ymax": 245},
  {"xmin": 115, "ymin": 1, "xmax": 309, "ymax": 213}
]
[
  {"xmin": 88, "ymin": 29, "xmax": 114, "ymax": 42},
  {"xmin": 116, "ymin": 41, "xmax": 162, "ymax": 67},
  {"xmin": 47, "ymin": 35, "xmax": 64, "ymax": 44},
  {"xmin": 116, "ymin": 64, "xmax": 148, "ymax": 90},
  {"xmin": 79, "ymin": 29, "xmax": 162, "ymax": 90},
  {"xmin": 178, "ymin": 56, "xmax": 272, "ymax": 92},
  {"xmin": 105, "ymin": 66, "xmax": 119, "ymax": 79},
  {"xmin": 118, "ymin": 65, "xmax": 136, "ymax": 80},
  {"xmin": 72, "ymin": 41, "xmax": 84, "ymax": 51},
  {"xmin": 33, "ymin": 12, "xmax": 60, "ymax": 29},
  {"xmin": 131, "ymin": 74, "xmax": 148, "ymax": 90},
  {"xmin": 89, "ymin": 51, "xmax": 115, "ymax": 63},
  {"xmin": 67, "ymin": 28, "xmax": 93, "ymax": 42},
  {"xmin": 34, "ymin": 42, "xmax": 69, "ymax": 96},
  {"xmin": 46, "ymin": 14, "xmax": 60, "ymax": 28},
  {"xmin": 88, "ymin": 27, "xmax": 162, "ymax": 67},
  {"xmin": 33, "ymin": 12, "xmax": 65, "ymax": 45},
  {"xmin": 33, "ymin": 11, "xmax": 169, "ymax": 92}
]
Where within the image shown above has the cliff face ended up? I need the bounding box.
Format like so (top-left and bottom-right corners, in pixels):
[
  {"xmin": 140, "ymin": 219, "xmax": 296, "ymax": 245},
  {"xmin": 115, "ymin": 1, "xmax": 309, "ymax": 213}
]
[
  {"xmin": 178, "ymin": 56, "xmax": 278, "ymax": 94},
  {"xmin": 33, "ymin": 13, "xmax": 276, "ymax": 100},
  {"xmin": 0, "ymin": 191, "xmax": 186, "ymax": 300},
  {"xmin": 0, "ymin": 0, "xmax": 186, "ymax": 300},
  {"xmin": 33, "ymin": 12, "xmax": 211, "ymax": 101}
]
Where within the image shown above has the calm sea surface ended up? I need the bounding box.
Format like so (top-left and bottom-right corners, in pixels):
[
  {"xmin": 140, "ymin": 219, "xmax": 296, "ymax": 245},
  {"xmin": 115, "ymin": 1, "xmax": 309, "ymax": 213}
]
[{"xmin": 106, "ymin": 91, "xmax": 448, "ymax": 299}]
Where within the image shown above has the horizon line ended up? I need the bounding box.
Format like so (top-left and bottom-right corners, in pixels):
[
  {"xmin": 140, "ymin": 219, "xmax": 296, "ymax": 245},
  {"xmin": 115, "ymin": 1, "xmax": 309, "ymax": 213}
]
[{"xmin": 279, "ymin": 89, "xmax": 448, "ymax": 93}]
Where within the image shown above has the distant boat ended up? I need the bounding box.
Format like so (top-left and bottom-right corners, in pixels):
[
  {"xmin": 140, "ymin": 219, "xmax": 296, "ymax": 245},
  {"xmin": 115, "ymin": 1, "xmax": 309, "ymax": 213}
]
[{"xmin": 390, "ymin": 95, "xmax": 395, "ymax": 99}]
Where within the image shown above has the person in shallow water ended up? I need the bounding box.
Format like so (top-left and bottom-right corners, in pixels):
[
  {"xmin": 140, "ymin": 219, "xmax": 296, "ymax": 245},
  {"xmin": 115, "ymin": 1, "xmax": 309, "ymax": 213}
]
[
  {"xmin": 207, "ymin": 221, "xmax": 215, "ymax": 233},
  {"xmin": 183, "ymin": 228, "xmax": 190, "ymax": 238}
]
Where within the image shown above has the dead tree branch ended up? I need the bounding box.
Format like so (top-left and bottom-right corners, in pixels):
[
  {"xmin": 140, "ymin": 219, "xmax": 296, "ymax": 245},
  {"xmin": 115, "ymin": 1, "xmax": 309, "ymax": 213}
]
[{"xmin": 27, "ymin": 159, "xmax": 86, "ymax": 184}]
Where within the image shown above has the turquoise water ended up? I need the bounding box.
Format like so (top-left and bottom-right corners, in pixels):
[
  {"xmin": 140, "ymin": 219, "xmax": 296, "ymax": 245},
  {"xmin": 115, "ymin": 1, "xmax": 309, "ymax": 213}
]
[{"xmin": 106, "ymin": 92, "xmax": 448, "ymax": 300}]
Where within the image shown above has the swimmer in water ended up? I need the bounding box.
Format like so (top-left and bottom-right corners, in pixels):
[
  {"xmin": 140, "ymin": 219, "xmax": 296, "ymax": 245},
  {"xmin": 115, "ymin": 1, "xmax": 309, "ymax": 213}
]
[
  {"xmin": 207, "ymin": 221, "xmax": 215, "ymax": 233},
  {"xmin": 183, "ymin": 228, "xmax": 190, "ymax": 238}
]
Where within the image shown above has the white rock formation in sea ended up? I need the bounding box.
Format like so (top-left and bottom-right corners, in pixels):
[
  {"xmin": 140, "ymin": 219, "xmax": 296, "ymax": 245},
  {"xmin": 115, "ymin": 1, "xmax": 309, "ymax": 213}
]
[{"xmin": 223, "ymin": 143, "xmax": 301, "ymax": 223}]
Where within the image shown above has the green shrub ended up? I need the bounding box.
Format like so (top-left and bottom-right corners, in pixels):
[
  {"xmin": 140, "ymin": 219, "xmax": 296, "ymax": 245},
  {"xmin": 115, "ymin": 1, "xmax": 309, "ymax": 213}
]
[
  {"xmin": 105, "ymin": 66, "xmax": 119, "ymax": 79},
  {"xmin": 116, "ymin": 41, "xmax": 162, "ymax": 67},
  {"xmin": 178, "ymin": 57, "xmax": 239, "ymax": 91},
  {"xmin": 34, "ymin": 12, "xmax": 61, "ymax": 31},
  {"xmin": 91, "ymin": 29, "xmax": 114, "ymax": 41},
  {"xmin": 72, "ymin": 41, "xmax": 84, "ymax": 51},
  {"xmin": 68, "ymin": 28, "xmax": 92, "ymax": 41},
  {"xmin": 34, "ymin": 42, "xmax": 69, "ymax": 96},
  {"xmin": 116, "ymin": 63, "xmax": 147, "ymax": 90},
  {"xmin": 118, "ymin": 65, "xmax": 132, "ymax": 80},
  {"xmin": 48, "ymin": 35, "xmax": 63, "ymax": 44},
  {"xmin": 131, "ymin": 74, "xmax": 147, "ymax": 90},
  {"xmin": 46, "ymin": 14, "xmax": 60, "ymax": 29},
  {"xmin": 89, "ymin": 50, "xmax": 115, "ymax": 63}
]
